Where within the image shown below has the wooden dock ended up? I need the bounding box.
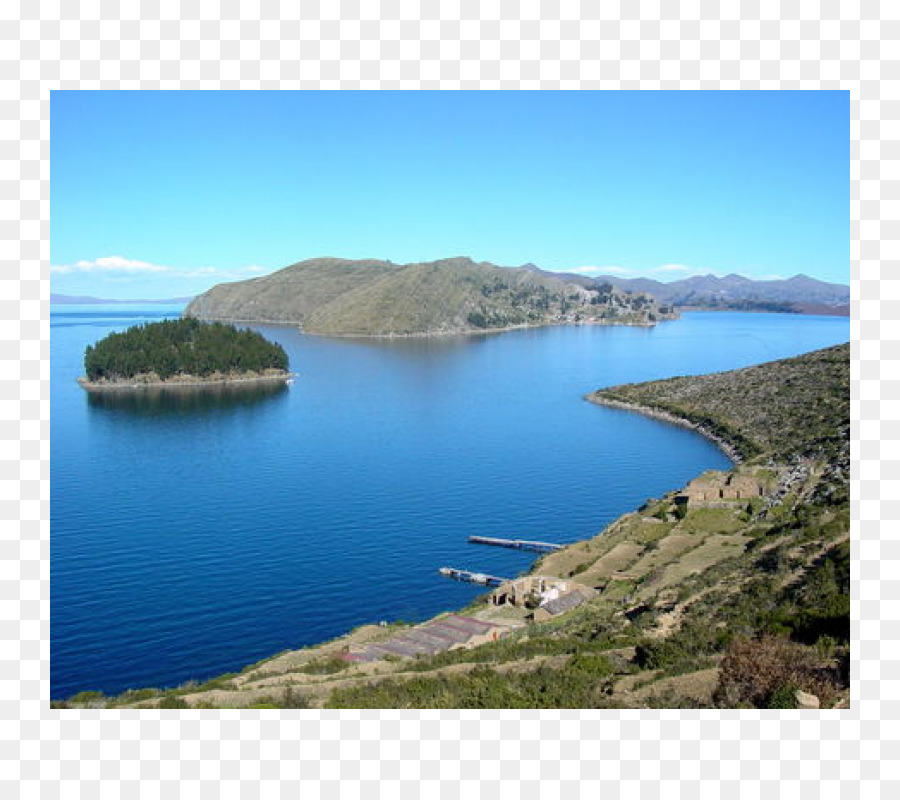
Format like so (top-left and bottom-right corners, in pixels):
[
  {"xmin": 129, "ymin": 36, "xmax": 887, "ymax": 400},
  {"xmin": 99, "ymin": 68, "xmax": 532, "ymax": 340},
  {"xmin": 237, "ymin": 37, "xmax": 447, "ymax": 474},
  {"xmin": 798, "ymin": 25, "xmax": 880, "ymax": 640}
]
[
  {"xmin": 468, "ymin": 536, "xmax": 563, "ymax": 553},
  {"xmin": 438, "ymin": 567, "xmax": 509, "ymax": 586}
]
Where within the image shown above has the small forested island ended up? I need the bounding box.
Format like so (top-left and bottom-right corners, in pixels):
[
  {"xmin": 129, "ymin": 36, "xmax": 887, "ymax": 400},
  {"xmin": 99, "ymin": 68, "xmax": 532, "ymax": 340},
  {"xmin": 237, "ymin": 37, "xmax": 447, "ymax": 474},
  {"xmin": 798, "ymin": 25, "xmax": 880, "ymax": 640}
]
[{"xmin": 78, "ymin": 318, "xmax": 291, "ymax": 390}]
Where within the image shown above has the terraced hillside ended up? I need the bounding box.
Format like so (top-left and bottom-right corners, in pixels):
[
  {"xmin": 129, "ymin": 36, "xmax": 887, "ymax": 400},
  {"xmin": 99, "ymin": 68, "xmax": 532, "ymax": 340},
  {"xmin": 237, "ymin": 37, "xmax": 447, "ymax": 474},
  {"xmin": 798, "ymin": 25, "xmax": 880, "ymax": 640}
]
[
  {"xmin": 184, "ymin": 256, "xmax": 675, "ymax": 335},
  {"xmin": 57, "ymin": 344, "xmax": 850, "ymax": 709}
]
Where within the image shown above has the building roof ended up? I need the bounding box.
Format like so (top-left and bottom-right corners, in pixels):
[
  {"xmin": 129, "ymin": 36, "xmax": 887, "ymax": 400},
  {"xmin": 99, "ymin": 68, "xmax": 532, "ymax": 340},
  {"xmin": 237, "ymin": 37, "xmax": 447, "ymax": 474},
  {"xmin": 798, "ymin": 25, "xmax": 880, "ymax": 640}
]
[{"xmin": 539, "ymin": 590, "xmax": 589, "ymax": 617}]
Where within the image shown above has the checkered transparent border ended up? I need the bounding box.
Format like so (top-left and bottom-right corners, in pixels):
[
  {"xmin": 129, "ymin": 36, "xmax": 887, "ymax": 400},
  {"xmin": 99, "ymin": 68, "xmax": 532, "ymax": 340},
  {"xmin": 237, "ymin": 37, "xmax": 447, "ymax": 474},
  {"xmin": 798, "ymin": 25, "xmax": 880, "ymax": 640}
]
[{"xmin": 3, "ymin": 1, "xmax": 896, "ymax": 795}]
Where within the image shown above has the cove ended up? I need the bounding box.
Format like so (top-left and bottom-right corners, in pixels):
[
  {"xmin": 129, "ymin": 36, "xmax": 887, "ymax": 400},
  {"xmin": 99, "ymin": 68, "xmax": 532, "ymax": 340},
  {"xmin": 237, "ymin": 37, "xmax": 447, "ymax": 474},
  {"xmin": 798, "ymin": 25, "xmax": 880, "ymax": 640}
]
[{"xmin": 50, "ymin": 307, "xmax": 850, "ymax": 697}]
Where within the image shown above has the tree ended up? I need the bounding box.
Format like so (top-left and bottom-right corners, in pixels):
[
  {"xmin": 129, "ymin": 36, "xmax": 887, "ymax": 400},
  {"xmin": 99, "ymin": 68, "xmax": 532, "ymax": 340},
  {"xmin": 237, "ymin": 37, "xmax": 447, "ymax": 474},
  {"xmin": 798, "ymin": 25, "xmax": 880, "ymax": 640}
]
[{"xmin": 83, "ymin": 319, "xmax": 289, "ymax": 381}]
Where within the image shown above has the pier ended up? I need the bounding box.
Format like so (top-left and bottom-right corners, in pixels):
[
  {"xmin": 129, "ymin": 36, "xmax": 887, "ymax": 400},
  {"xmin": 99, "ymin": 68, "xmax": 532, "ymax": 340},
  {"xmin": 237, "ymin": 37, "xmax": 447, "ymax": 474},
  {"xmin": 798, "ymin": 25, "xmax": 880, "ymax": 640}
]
[
  {"xmin": 467, "ymin": 536, "xmax": 563, "ymax": 553},
  {"xmin": 438, "ymin": 567, "xmax": 509, "ymax": 586}
]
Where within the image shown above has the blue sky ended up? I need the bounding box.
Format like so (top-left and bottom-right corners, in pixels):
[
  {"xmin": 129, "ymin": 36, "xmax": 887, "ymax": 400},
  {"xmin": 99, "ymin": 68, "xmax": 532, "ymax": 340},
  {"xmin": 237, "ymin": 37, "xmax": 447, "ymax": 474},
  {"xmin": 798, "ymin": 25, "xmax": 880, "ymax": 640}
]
[{"xmin": 51, "ymin": 91, "xmax": 849, "ymax": 299}]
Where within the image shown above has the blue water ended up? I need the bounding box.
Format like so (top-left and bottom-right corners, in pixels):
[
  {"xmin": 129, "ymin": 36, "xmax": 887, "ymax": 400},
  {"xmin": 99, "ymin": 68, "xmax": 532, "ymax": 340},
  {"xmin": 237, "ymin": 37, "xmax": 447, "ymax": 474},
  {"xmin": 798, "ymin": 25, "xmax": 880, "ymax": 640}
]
[{"xmin": 51, "ymin": 307, "xmax": 849, "ymax": 697}]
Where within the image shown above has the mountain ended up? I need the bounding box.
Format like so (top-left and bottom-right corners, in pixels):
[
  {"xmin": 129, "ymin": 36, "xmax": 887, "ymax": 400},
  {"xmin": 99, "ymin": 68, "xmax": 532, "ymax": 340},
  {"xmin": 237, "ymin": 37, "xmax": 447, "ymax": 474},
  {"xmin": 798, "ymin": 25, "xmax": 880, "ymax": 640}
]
[
  {"xmin": 579, "ymin": 273, "xmax": 850, "ymax": 315},
  {"xmin": 51, "ymin": 294, "xmax": 194, "ymax": 305},
  {"xmin": 184, "ymin": 257, "xmax": 676, "ymax": 335}
]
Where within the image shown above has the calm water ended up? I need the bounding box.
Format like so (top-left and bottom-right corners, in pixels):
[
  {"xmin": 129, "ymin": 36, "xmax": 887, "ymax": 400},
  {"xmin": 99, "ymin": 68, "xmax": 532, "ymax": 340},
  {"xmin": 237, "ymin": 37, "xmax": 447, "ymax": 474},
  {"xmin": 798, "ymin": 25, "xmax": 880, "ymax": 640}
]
[{"xmin": 51, "ymin": 307, "xmax": 849, "ymax": 697}]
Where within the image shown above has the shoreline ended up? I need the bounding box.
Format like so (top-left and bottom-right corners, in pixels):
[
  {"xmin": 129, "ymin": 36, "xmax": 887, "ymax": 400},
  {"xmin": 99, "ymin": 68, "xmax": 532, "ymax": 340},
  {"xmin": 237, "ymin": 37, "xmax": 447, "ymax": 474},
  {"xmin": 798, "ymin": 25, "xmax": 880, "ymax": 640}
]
[
  {"xmin": 304, "ymin": 317, "xmax": 665, "ymax": 339},
  {"xmin": 186, "ymin": 316, "xmax": 675, "ymax": 339},
  {"xmin": 584, "ymin": 394, "xmax": 743, "ymax": 465},
  {"xmin": 77, "ymin": 371, "xmax": 295, "ymax": 392}
]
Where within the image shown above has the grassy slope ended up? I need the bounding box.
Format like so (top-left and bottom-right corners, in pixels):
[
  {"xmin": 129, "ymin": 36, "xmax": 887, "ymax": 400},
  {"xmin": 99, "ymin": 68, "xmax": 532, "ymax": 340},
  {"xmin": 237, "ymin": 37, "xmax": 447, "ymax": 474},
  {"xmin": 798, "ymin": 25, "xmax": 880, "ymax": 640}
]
[
  {"xmin": 58, "ymin": 343, "xmax": 850, "ymax": 710},
  {"xmin": 184, "ymin": 258, "xmax": 399, "ymax": 323}
]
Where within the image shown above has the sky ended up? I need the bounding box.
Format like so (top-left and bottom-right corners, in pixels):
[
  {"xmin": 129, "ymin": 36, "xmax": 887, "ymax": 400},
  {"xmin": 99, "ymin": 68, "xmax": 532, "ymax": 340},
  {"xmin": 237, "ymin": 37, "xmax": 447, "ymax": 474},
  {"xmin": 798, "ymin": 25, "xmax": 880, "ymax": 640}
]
[{"xmin": 51, "ymin": 90, "xmax": 849, "ymax": 299}]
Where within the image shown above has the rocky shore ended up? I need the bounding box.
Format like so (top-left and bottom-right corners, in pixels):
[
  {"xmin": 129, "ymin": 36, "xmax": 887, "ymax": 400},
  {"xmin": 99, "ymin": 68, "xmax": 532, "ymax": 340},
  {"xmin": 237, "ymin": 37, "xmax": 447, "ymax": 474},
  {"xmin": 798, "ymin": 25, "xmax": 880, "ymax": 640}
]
[
  {"xmin": 585, "ymin": 395, "xmax": 743, "ymax": 464},
  {"xmin": 77, "ymin": 369, "xmax": 294, "ymax": 392},
  {"xmin": 305, "ymin": 316, "xmax": 665, "ymax": 339}
]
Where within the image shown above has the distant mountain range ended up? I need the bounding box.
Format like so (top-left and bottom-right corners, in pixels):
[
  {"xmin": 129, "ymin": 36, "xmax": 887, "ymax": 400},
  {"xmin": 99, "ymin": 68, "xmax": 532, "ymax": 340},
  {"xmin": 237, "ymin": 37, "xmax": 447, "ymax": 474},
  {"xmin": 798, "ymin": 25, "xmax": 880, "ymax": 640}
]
[
  {"xmin": 568, "ymin": 273, "xmax": 850, "ymax": 316},
  {"xmin": 54, "ymin": 270, "xmax": 849, "ymax": 321},
  {"xmin": 184, "ymin": 257, "xmax": 676, "ymax": 335},
  {"xmin": 51, "ymin": 294, "xmax": 194, "ymax": 305}
]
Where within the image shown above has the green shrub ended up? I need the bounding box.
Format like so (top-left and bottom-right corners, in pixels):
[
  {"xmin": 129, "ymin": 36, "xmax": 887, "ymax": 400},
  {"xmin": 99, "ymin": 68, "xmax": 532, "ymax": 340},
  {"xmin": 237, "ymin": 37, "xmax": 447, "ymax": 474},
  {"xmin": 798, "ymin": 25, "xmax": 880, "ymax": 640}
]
[
  {"xmin": 767, "ymin": 685, "xmax": 799, "ymax": 709},
  {"xmin": 281, "ymin": 686, "xmax": 311, "ymax": 709},
  {"xmin": 297, "ymin": 657, "xmax": 349, "ymax": 675},
  {"xmin": 158, "ymin": 696, "xmax": 190, "ymax": 709},
  {"xmin": 248, "ymin": 698, "xmax": 279, "ymax": 709},
  {"xmin": 327, "ymin": 659, "xmax": 617, "ymax": 709},
  {"xmin": 111, "ymin": 688, "xmax": 159, "ymax": 705},
  {"xmin": 69, "ymin": 690, "xmax": 105, "ymax": 705}
]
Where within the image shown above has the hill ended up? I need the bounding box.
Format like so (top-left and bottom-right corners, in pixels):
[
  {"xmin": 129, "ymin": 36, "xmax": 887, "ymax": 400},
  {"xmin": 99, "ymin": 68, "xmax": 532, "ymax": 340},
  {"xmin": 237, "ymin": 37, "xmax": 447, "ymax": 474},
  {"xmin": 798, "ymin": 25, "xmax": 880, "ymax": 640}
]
[
  {"xmin": 184, "ymin": 257, "xmax": 675, "ymax": 335},
  {"xmin": 591, "ymin": 344, "xmax": 849, "ymax": 471},
  {"xmin": 580, "ymin": 273, "xmax": 850, "ymax": 315},
  {"xmin": 60, "ymin": 343, "xmax": 850, "ymax": 709}
]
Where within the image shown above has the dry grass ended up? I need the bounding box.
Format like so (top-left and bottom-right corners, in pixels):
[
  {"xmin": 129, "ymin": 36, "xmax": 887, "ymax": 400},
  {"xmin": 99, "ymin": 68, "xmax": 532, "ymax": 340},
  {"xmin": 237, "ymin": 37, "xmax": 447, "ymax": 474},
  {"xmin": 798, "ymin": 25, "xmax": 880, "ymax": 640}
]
[
  {"xmin": 676, "ymin": 506, "xmax": 745, "ymax": 535},
  {"xmin": 625, "ymin": 533, "xmax": 702, "ymax": 579},
  {"xmin": 537, "ymin": 539, "xmax": 597, "ymax": 578},
  {"xmin": 630, "ymin": 668, "xmax": 721, "ymax": 707},
  {"xmin": 577, "ymin": 542, "xmax": 645, "ymax": 584},
  {"xmin": 638, "ymin": 533, "xmax": 750, "ymax": 598}
]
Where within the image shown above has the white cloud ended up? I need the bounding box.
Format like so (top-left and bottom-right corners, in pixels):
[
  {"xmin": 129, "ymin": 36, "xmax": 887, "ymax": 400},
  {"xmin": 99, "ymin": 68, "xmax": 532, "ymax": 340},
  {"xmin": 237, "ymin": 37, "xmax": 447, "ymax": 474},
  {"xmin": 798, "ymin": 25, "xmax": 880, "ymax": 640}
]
[
  {"xmin": 654, "ymin": 264, "xmax": 692, "ymax": 273},
  {"xmin": 554, "ymin": 263, "xmax": 735, "ymax": 281},
  {"xmin": 50, "ymin": 256, "xmax": 275, "ymax": 281},
  {"xmin": 169, "ymin": 264, "xmax": 274, "ymax": 280},
  {"xmin": 649, "ymin": 264, "xmax": 729, "ymax": 279},
  {"xmin": 51, "ymin": 255, "xmax": 172, "ymax": 274},
  {"xmin": 568, "ymin": 265, "xmax": 633, "ymax": 275},
  {"xmin": 172, "ymin": 267, "xmax": 218, "ymax": 278}
]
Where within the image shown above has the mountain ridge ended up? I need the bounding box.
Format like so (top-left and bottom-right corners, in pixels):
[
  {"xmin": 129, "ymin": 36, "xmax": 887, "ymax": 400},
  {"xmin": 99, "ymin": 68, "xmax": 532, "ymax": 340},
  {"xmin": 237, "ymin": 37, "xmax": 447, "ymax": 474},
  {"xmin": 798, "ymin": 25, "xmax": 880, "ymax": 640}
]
[{"xmin": 575, "ymin": 272, "xmax": 849, "ymax": 313}]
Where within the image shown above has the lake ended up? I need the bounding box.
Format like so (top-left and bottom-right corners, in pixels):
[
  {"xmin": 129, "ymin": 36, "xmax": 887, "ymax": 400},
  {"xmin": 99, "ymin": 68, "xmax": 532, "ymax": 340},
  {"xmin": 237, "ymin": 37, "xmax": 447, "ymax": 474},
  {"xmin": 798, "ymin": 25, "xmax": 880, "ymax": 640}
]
[{"xmin": 50, "ymin": 308, "xmax": 850, "ymax": 697}]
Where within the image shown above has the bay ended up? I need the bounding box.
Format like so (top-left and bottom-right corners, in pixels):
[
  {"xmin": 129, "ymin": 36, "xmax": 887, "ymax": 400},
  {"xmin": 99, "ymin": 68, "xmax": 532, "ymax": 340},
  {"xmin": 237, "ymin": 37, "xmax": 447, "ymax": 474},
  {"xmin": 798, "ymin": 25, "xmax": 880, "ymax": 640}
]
[{"xmin": 51, "ymin": 306, "xmax": 849, "ymax": 697}]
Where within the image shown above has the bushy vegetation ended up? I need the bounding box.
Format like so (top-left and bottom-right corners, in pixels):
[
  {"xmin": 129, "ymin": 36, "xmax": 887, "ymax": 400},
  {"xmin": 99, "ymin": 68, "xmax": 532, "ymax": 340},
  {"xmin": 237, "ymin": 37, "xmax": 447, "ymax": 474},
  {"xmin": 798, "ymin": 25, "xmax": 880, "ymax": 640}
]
[
  {"xmin": 247, "ymin": 686, "xmax": 311, "ymax": 709},
  {"xmin": 327, "ymin": 655, "xmax": 618, "ymax": 709},
  {"xmin": 83, "ymin": 318, "xmax": 288, "ymax": 381},
  {"xmin": 713, "ymin": 635, "xmax": 841, "ymax": 708},
  {"xmin": 295, "ymin": 657, "xmax": 350, "ymax": 675},
  {"xmin": 157, "ymin": 695, "xmax": 190, "ymax": 709}
]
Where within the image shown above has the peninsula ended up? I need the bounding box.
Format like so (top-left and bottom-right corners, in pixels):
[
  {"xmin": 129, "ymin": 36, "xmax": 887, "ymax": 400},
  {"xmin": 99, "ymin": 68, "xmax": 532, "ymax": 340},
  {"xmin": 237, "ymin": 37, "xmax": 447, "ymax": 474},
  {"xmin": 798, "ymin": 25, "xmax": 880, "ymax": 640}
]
[
  {"xmin": 78, "ymin": 318, "xmax": 292, "ymax": 391},
  {"xmin": 59, "ymin": 343, "xmax": 849, "ymax": 709},
  {"xmin": 184, "ymin": 256, "xmax": 677, "ymax": 336}
]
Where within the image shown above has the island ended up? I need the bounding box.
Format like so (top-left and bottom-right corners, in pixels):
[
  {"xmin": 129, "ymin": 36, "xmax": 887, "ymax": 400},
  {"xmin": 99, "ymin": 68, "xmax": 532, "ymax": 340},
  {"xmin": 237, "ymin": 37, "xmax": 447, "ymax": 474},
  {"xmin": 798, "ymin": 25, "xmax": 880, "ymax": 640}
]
[
  {"xmin": 77, "ymin": 318, "xmax": 292, "ymax": 391},
  {"xmin": 57, "ymin": 342, "xmax": 849, "ymax": 709},
  {"xmin": 183, "ymin": 256, "xmax": 678, "ymax": 336}
]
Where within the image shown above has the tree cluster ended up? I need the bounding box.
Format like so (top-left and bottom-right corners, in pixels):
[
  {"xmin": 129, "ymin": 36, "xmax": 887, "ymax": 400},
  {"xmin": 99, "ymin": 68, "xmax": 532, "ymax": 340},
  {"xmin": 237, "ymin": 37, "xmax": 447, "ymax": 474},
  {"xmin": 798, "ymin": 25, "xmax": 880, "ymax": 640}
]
[{"xmin": 83, "ymin": 318, "xmax": 289, "ymax": 381}]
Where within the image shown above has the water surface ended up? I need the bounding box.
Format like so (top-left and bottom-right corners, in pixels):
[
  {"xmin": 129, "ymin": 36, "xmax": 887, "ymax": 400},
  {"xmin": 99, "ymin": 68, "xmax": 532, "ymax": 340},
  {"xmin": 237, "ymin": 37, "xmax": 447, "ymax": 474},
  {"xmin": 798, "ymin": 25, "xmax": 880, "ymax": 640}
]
[{"xmin": 51, "ymin": 307, "xmax": 849, "ymax": 697}]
